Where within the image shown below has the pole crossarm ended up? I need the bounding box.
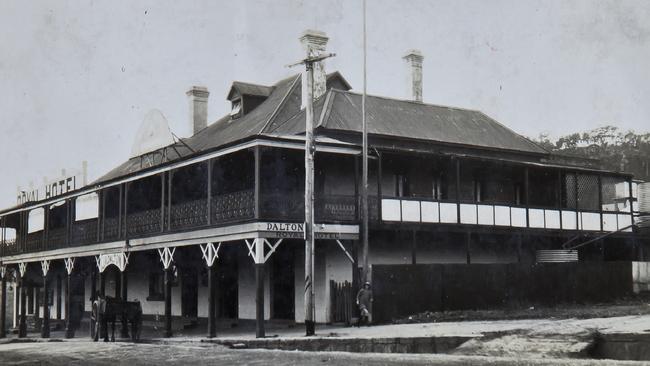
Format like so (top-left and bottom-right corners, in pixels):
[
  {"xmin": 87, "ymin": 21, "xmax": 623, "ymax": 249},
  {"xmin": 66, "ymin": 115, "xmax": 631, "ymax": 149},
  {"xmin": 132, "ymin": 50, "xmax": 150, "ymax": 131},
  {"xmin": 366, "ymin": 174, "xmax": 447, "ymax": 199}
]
[
  {"xmin": 64, "ymin": 258, "xmax": 75, "ymax": 275},
  {"xmin": 200, "ymin": 242, "xmax": 221, "ymax": 267},
  {"xmin": 335, "ymin": 240, "xmax": 355, "ymax": 264},
  {"xmin": 286, "ymin": 53, "xmax": 337, "ymax": 68},
  {"xmin": 40, "ymin": 260, "xmax": 50, "ymax": 277},
  {"xmin": 158, "ymin": 247, "xmax": 176, "ymax": 270}
]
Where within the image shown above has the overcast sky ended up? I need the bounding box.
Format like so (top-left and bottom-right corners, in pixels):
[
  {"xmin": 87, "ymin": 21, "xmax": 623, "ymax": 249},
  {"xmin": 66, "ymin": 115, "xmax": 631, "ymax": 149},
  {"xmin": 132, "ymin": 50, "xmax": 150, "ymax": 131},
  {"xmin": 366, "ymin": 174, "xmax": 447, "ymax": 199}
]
[{"xmin": 1, "ymin": 0, "xmax": 649, "ymax": 209}]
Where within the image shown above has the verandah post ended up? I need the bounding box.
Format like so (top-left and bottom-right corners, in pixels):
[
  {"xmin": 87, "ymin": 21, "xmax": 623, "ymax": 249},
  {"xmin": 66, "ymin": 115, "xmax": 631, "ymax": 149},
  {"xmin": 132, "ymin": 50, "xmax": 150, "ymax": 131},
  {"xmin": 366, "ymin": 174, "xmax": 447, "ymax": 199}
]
[
  {"xmin": 208, "ymin": 262, "xmax": 217, "ymax": 338},
  {"xmin": 164, "ymin": 266, "xmax": 173, "ymax": 338},
  {"xmin": 0, "ymin": 267, "xmax": 6, "ymax": 338},
  {"xmin": 41, "ymin": 263, "xmax": 50, "ymax": 338}
]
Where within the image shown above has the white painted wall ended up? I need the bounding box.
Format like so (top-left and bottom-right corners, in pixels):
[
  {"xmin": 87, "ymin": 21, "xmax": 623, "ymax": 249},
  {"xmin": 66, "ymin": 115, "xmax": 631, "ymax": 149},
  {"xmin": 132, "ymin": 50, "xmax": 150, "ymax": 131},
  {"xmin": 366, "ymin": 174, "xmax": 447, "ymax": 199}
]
[{"xmin": 237, "ymin": 248, "xmax": 270, "ymax": 320}]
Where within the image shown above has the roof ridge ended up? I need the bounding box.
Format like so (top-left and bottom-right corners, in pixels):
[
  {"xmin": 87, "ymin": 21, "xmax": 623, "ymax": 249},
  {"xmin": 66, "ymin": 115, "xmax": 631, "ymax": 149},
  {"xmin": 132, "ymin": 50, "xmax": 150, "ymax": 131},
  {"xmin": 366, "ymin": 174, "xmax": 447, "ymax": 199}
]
[
  {"xmin": 474, "ymin": 110, "xmax": 550, "ymax": 154},
  {"xmin": 331, "ymin": 88, "xmax": 482, "ymax": 114},
  {"xmin": 259, "ymin": 74, "xmax": 301, "ymax": 134},
  {"xmin": 231, "ymin": 80, "xmax": 272, "ymax": 88}
]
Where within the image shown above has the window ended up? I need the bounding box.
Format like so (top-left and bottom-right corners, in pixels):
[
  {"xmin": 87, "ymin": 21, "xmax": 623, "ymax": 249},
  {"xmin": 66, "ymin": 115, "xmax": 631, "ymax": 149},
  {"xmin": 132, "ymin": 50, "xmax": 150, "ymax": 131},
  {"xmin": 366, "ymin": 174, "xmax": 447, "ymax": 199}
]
[
  {"xmin": 230, "ymin": 99, "xmax": 242, "ymax": 118},
  {"xmin": 473, "ymin": 180, "xmax": 483, "ymax": 203},
  {"xmin": 432, "ymin": 175, "xmax": 442, "ymax": 200},
  {"xmin": 514, "ymin": 184, "xmax": 522, "ymax": 205},
  {"xmin": 394, "ymin": 174, "xmax": 409, "ymax": 197}
]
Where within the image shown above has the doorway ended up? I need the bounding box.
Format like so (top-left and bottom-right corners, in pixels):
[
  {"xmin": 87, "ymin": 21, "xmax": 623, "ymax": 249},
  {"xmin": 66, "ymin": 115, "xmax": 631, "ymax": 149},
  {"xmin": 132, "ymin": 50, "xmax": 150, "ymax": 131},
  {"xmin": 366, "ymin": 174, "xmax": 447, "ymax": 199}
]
[
  {"xmin": 271, "ymin": 243, "xmax": 295, "ymax": 320},
  {"xmin": 181, "ymin": 266, "xmax": 198, "ymax": 318}
]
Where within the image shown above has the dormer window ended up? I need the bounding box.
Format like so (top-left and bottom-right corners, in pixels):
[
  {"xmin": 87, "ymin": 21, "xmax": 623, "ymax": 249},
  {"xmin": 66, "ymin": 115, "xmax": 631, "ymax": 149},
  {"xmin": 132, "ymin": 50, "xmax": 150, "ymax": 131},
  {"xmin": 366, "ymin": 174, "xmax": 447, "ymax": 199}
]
[{"xmin": 230, "ymin": 99, "xmax": 242, "ymax": 118}]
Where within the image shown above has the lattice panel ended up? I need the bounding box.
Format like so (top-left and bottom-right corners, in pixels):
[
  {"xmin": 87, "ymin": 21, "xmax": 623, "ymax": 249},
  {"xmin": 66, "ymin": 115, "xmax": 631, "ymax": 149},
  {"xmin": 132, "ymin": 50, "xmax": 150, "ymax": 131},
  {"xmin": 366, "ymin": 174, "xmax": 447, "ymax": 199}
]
[
  {"xmin": 577, "ymin": 174, "xmax": 599, "ymax": 211},
  {"xmin": 563, "ymin": 173, "xmax": 577, "ymax": 209}
]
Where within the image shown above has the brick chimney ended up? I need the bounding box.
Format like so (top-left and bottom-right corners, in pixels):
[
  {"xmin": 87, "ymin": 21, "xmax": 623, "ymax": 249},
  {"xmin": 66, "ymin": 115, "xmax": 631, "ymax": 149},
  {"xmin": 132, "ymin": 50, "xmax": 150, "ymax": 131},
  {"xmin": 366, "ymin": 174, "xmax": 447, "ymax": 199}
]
[
  {"xmin": 186, "ymin": 86, "xmax": 210, "ymax": 135},
  {"xmin": 300, "ymin": 30, "xmax": 329, "ymax": 108},
  {"xmin": 403, "ymin": 50, "xmax": 423, "ymax": 102}
]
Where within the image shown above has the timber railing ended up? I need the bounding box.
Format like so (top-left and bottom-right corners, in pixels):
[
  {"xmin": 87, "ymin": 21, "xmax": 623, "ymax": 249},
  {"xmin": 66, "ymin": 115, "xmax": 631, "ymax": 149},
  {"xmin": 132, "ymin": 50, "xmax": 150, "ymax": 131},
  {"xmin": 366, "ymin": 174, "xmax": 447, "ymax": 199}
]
[{"xmin": 2, "ymin": 190, "xmax": 360, "ymax": 256}]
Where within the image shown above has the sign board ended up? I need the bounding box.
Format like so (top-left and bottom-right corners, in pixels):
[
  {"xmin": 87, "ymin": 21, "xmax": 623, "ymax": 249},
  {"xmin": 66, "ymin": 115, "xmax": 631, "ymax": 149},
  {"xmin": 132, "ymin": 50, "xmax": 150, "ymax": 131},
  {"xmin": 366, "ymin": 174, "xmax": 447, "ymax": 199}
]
[
  {"xmin": 16, "ymin": 162, "xmax": 88, "ymax": 205},
  {"xmin": 261, "ymin": 222, "xmax": 359, "ymax": 240}
]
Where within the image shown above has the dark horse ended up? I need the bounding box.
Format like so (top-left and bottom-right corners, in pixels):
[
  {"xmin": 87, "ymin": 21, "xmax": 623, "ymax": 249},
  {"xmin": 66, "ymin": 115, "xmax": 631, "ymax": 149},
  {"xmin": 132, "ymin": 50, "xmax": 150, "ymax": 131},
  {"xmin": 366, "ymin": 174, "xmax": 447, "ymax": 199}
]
[{"xmin": 91, "ymin": 296, "xmax": 143, "ymax": 342}]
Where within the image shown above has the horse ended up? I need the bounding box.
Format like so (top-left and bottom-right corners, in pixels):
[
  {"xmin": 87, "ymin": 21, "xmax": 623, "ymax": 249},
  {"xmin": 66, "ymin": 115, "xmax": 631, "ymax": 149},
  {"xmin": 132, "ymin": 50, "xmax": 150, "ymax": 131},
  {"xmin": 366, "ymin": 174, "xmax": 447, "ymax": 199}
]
[{"xmin": 91, "ymin": 296, "xmax": 143, "ymax": 342}]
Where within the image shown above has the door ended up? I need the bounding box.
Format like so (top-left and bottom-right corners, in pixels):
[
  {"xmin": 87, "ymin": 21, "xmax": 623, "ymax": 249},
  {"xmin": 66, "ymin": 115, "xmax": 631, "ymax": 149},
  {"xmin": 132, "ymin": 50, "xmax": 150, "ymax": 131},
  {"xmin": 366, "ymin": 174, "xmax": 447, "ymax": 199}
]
[
  {"xmin": 181, "ymin": 267, "xmax": 198, "ymax": 318},
  {"xmin": 271, "ymin": 244, "xmax": 295, "ymax": 320}
]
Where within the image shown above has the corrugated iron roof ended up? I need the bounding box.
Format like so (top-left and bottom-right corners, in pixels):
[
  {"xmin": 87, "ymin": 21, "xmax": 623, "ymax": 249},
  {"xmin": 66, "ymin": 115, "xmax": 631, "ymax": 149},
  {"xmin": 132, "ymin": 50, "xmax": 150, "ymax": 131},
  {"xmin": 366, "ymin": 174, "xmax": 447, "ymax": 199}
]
[
  {"xmin": 94, "ymin": 71, "xmax": 547, "ymax": 185},
  {"xmin": 324, "ymin": 90, "xmax": 547, "ymax": 154},
  {"xmin": 227, "ymin": 81, "xmax": 274, "ymax": 100},
  {"xmin": 269, "ymin": 89, "xmax": 547, "ymax": 155}
]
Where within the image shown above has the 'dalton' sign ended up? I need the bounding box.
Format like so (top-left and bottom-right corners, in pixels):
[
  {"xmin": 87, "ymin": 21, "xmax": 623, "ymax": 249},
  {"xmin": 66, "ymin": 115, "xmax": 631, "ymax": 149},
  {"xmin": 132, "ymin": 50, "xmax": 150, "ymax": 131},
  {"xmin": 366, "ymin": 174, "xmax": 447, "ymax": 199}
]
[{"xmin": 17, "ymin": 163, "xmax": 88, "ymax": 205}]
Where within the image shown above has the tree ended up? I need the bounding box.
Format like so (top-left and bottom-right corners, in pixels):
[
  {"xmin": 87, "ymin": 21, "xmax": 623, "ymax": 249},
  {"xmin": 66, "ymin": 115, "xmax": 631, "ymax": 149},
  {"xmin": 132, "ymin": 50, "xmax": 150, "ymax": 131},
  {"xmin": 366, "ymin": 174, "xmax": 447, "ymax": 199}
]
[{"xmin": 535, "ymin": 126, "xmax": 650, "ymax": 181}]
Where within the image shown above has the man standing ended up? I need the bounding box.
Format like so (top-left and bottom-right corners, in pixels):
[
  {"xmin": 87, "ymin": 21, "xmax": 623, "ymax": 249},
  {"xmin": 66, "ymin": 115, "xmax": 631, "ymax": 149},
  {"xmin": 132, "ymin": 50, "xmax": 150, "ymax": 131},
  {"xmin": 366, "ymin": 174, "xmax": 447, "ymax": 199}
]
[{"xmin": 356, "ymin": 282, "xmax": 373, "ymax": 326}]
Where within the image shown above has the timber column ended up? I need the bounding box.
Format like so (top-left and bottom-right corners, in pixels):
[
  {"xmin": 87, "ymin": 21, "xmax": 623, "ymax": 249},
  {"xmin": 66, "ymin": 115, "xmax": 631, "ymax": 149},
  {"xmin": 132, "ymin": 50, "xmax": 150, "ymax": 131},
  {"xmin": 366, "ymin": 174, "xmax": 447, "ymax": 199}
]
[
  {"xmin": 200, "ymin": 243, "xmax": 219, "ymax": 338},
  {"xmin": 164, "ymin": 266, "xmax": 172, "ymax": 337},
  {"xmin": 18, "ymin": 263, "xmax": 27, "ymax": 338},
  {"xmin": 158, "ymin": 247, "xmax": 175, "ymax": 338},
  {"xmin": 64, "ymin": 258, "xmax": 75, "ymax": 338},
  {"xmin": 120, "ymin": 267, "xmax": 129, "ymax": 339},
  {"xmin": 0, "ymin": 266, "xmax": 6, "ymax": 338},
  {"xmin": 40, "ymin": 261, "xmax": 50, "ymax": 338}
]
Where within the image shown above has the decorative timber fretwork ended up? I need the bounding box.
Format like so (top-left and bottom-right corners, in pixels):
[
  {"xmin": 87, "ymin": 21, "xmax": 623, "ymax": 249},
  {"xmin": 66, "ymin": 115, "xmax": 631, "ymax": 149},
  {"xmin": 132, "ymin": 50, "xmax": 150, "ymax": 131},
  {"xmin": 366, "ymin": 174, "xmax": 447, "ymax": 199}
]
[
  {"xmin": 200, "ymin": 242, "xmax": 221, "ymax": 267},
  {"xmin": 40, "ymin": 260, "xmax": 50, "ymax": 276},
  {"xmin": 96, "ymin": 252, "xmax": 129, "ymax": 273},
  {"xmin": 18, "ymin": 262, "xmax": 26, "ymax": 278},
  {"xmin": 157, "ymin": 247, "xmax": 175, "ymax": 270},
  {"xmin": 245, "ymin": 238, "xmax": 283, "ymax": 264},
  {"xmin": 64, "ymin": 258, "xmax": 75, "ymax": 275}
]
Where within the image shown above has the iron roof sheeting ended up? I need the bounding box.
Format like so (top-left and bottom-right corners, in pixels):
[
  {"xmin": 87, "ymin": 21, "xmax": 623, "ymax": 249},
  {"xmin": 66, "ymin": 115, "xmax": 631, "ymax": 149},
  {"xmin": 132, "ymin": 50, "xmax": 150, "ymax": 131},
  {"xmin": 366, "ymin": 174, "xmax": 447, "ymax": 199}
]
[
  {"xmin": 227, "ymin": 81, "xmax": 274, "ymax": 100},
  {"xmin": 95, "ymin": 72, "xmax": 547, "ymax": 185},
  {"xmin": 322, "ymin": 90, "xmax": 547, "ymax": 155}
]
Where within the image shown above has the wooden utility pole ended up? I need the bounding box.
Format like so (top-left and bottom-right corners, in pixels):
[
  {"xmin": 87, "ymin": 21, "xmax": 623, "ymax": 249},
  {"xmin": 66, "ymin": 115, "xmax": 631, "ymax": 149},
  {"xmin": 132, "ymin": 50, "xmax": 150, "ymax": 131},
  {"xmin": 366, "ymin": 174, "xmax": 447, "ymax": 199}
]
[
  {"xmin": 288, "ymin": 51, "xmax": 335, "ymax": 337},
  {"xmin": 361, "ymin": 0, "xmax": 369, "ymax": 284},
  {"xmin": 304, "ymin": 60, "xmax": 316, "ymax": 336}
]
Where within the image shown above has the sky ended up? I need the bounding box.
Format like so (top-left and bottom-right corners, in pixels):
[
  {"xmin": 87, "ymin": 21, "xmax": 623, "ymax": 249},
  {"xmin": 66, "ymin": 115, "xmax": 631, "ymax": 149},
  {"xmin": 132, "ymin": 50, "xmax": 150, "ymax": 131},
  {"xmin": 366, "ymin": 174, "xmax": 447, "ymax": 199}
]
[{"xmin": 0, "ymin": 0, "xmax": 649, "ymax": 209}]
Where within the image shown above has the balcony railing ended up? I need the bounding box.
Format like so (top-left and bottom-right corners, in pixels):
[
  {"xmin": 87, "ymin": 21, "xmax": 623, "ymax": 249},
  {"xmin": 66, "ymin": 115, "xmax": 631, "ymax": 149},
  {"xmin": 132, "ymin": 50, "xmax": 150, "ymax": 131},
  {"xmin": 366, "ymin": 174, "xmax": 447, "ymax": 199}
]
[
  {"xmin": 25, "ymin": 231, "xmax": 43, "ymax": 253},
  {"xmin": 380, "ymin": 197, "xmax": 634, "ymax": 232},
  {"xmin": 316, "ymin": 194, "xmax": 357, "ymax": 223},
  {"xmin": 261, "ymin": 192, "xmax": 303, "ymax": 221},
  {"xmin": 3, "ymin": 239, "xmax": 18, "ymax": 256},
  {"xmin": 126, "ymin": 208, "xmax": 162, "ymax": 237},
  {"xmin": 170, "ymin": 199, "xmax": 208, "ymax": 230},
  {"xmin": 212, "ymin": 190, "xmax": 255, "ymax": 224},
  {"xmin": 48, "ymin": 227, "xmax": 67, "ymax": 250},
  {"xmin": 72, "ymin": 219, "xmax": 98, "ymax": 246},
  {"xmin": 103, "ymin": 217, "xmax": 120, "ymax": 241}
]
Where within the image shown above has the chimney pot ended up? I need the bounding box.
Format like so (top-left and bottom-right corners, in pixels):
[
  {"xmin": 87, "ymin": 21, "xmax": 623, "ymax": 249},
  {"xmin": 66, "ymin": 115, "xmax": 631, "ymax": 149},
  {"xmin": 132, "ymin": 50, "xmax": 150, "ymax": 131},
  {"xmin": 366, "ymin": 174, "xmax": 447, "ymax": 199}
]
[
  {"xmin": 187, "ymin": 86, "xmax": 210, "ymax": 135},
  {"xmin": 300, "ymin": 30, "xmax": 329, "ymax": 108},
  {"xmin": 403, "ymin": 49, "xmax": 424, "ymax": 102}
]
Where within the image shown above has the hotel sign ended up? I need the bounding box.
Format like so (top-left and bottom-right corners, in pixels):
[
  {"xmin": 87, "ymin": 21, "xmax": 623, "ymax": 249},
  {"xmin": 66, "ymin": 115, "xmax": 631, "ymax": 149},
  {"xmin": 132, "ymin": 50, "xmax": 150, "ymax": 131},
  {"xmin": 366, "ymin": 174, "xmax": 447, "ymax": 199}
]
[
  {"xmin": 16, "ymin": 163, "xmax": 87, "ymax": 205},
  {"xmin": 262, "ymin": 222, "xmax": 358, "ymax": 240}
]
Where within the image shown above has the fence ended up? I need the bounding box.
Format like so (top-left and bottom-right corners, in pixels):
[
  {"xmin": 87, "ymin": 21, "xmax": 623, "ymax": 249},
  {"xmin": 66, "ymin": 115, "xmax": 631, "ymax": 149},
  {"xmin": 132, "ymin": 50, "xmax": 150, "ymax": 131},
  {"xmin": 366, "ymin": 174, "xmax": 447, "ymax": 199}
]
[
  {"xmin": 371, "ymin": 262, "xmax": 635, "ymax": 323},
  {"xmin": 329, "ymin": 280, "xmax": 354, "ymax": 324}
]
